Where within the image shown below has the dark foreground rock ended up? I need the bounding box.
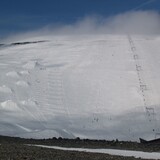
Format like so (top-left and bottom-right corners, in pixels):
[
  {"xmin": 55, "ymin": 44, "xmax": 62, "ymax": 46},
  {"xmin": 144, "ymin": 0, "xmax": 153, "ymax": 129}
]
[
  {"xmin": 0, "ymin": 135, "xmax": 159, "ymax": 160},
  {"xmin": 0, "ymin": 144, "xmax": 149, "ymax": 160}
]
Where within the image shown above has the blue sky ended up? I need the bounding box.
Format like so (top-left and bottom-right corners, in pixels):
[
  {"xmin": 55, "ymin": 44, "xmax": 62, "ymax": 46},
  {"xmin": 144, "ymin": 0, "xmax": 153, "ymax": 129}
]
[{"xmin": 0, "ymin": 0, "xmax": 159, "ymax": 36}]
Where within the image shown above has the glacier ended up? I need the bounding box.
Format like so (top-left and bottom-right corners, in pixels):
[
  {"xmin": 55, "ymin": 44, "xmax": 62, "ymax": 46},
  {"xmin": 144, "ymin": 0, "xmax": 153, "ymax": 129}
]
[{"xmin": 0, "ymin": 34, "xmax": 160, "ymax": 141}]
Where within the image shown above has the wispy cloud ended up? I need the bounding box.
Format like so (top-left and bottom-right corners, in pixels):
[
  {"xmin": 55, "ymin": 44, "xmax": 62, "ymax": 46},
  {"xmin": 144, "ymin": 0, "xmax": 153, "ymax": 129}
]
[
  {"xmin": 38, "ymin": 10, "xmax": 160, "ymax": 35},
  {"xmin": 2, "ymin": 10, "xmax": 160, "ymax": 42},
  {"xmin": 131, "ymin": 0, "xmax": 157, "ymax": 11}
]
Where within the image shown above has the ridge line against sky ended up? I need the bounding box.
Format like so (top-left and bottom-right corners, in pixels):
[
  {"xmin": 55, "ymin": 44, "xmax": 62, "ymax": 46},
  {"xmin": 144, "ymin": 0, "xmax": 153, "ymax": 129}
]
[{"xmin": 0, "ymin": 0, "xmax": 160, "ymax": 37}]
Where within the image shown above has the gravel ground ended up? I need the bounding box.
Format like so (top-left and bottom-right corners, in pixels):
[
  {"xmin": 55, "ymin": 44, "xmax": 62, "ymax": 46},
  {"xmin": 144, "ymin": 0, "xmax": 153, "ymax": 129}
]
[
  {"xmin": 0, "ymin": 144, "xmax": 150, "ymax": 160},
  {"xmin": 0, "ymin": 136, "xmax": 159, "ymax": 160}
]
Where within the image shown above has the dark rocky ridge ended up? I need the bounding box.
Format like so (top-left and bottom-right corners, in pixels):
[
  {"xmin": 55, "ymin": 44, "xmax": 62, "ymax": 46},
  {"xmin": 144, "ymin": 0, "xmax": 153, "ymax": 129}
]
[
  {"xmin": 10, "ymin": 40, "xmax": 47, "ymax": 46},
  {"xmin": 0, "ymin": 40, "xmax": 48, "ymax": 49}
]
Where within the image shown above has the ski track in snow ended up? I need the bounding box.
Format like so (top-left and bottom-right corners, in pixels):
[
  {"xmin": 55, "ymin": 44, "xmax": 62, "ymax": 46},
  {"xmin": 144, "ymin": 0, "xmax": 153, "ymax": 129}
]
[{"xmin": 0, "ymin": 35, "xmax": 160, "ymax": 140}]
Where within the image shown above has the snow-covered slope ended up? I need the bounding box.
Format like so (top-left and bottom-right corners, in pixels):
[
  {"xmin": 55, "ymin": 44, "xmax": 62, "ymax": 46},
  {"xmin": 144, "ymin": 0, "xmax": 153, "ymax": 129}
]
[{"xmin": 0, "ymin": 34, "xmax": 160, "ymax": 141}]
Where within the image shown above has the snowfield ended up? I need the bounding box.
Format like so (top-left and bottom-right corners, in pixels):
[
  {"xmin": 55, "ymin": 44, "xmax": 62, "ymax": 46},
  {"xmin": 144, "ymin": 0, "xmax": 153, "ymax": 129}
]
[{"xmin": 0, "ymin": 34, "xmax": 160, "ymax": 141}]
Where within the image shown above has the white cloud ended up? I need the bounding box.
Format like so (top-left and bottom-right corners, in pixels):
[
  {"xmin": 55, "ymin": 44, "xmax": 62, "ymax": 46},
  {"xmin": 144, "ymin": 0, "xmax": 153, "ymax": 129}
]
[
  {"xmin": 59, "ymin": 11, "xmax": 160, "ymax": 35},
  {"xmin": 105, "ymin": 11, "xmax": 160, "ymax": 34},
  {"xmin": 2, "ymin": 10, "xmax": 160, "ymax": 42}
]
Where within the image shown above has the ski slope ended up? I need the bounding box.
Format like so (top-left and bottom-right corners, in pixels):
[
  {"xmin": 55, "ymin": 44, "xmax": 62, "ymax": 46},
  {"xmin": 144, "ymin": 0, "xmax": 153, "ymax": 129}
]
[{"xmin": 0, "ymin": 34, "xmax": 160, "ymax": 141}]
